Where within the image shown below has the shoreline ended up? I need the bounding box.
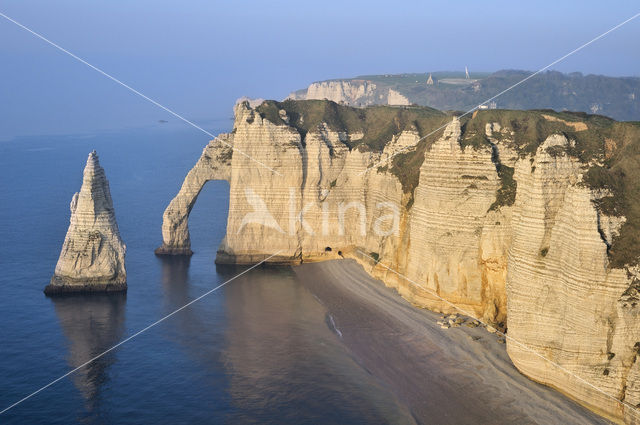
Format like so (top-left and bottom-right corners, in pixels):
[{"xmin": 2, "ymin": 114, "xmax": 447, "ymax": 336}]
[{"xmin": 292, "ymin": 259, "xmax": 611, "ymax": 425}]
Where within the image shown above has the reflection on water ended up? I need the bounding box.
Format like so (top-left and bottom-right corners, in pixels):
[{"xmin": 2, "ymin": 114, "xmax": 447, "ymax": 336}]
[
  {"xmin": 157, "ymin": 257, "xmax": 416, "ymax": 424},
  {"xmin": 45, "ymin": 258, "xmax": 416, "ymax": 425},
  {"xmin": 159, "ymin": 255, "xmax": 191, "ymax": 305},
  {"xmin": 220, "ymin": 266, "xmax": 417, "ymax": 425},
  {"xmin": 158, "ymin": 255, "xmax": 227, "ymax": 367},
  {"xmin": 50, "ymin": 293, "xmax": 126, "ymax": 419}
]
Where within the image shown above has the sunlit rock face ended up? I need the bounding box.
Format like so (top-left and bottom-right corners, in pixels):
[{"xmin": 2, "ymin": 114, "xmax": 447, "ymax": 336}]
[
  {"xmin": 289, "ymin": 80, "xmax": 410, "ymax": 106},
  {"xmin": 506, "ymin": 137, "xmax": 640, "ymax": 424},
  {"xmin": 295, "ymin": 80, "xmax": 378, "ymax": 105},
  {"xmin": 155, "ymin": 135, "xmax": 233, "ymax": 256},
  {"xmin": 159, "ymin": 100, "xmax": 640, "ymax": 424},
  {"xmin": 46, "ymin": 151, "xmax": 126, "ymax": 294}
]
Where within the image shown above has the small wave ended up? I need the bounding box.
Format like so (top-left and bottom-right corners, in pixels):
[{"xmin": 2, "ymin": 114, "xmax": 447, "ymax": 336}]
[{"xmin": 326, "ymin": 313, "xmax": 343, "ymax": 338}]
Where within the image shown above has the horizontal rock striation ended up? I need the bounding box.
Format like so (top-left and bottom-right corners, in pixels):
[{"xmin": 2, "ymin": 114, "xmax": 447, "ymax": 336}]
[
  {"xmin": 288, "ymin": 80, "xmax": 410, "ymax": 106},
  {"xmin": 46, "ymin": 151, "xmax": 126, "ymax": 294},
  {"xmin": 506, "ymin": 136, "xmax": 639, "ymax": 423},
  {"xmin": 159, "ymin": 100, "xmax": 640, "ymax": 423}
]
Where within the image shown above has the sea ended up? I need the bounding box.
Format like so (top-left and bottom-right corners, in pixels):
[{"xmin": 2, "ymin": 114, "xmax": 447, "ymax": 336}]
[{"xmin": 0, "ymin": 124, "xmax": 416, "ymax": 424}]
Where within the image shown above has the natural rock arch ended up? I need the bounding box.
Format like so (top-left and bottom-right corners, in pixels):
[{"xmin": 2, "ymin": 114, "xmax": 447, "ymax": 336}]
[{"xmin": 155, "ymin": 138, "xmax": 232, "ymax": 255}]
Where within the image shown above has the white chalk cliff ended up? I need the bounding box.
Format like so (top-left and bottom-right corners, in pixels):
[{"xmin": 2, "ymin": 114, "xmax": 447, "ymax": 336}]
[
  {"xmin": 46, "ymin": 151, "xmax": 126, "ymax": 294},
  {"xmin": 159, "ymin": 101, "xmax": 640, "ymax": 423},
  {"xmin": 289, "ymin": 80, "xmax": 410, "ymax": 106}
]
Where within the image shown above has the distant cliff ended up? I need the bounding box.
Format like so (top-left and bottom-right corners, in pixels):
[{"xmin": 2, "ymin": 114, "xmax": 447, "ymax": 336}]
[
  {"xmin": 159, "ymin": 99, "xmax": 640, "ymax": 424},
  {"xmin": 289, "ymin": 70, "xmax": 640, "ymax": 121},
  {"xmin": 288, "ymin": 80, "xmax": 410, "ymax": 106}
]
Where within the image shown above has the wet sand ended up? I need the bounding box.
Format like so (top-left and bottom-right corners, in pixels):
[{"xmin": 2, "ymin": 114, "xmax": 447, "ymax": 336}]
[{"xmin": 293, "ymin": 259, "xmax": 610, "ymax": 425}]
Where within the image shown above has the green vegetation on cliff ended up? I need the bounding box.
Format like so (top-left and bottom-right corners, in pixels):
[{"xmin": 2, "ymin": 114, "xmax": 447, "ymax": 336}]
[
  {"xmin": 460, "ymin": 109, "xmax": 615, "ymax": 159},
  {"xmin": 255, "ymin": 99, "xmax": 640, "ymax": 267},
  {"xmin": 256, "ymin": 99, "xmax": 449, "ymax": 152},
  {"xmin": 296, "ymin": 70, "xmax": 640, "ymax": 121},
  {"xmin": 390, "ymin": 130, "xmax": 446, "ymax": 196},
  {"xmin": 583, "ymin": 122, "xmax": 640, "ymax": 268},
  {"xmin": 255, "ymin": 100, "xmax": 451, "ymax": 196},
  {"xmin": 462, "ymin": 110, "xmax": 640, "ymax": 267},
  {"xmin": 257, "ymin": 99, "xmax": 453, "ymax": 197},
  {"xmin": 488, "ymin": 165, "xmax": 516, "ymax": 211}
]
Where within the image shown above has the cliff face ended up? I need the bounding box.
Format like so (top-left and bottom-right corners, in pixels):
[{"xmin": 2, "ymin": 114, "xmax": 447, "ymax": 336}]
[
  {"xmin": 289, "ymin": 80, "xmax": 410, "ymax": 106},
  {"xmin": 159, "ymin": 100, "xmax": 640, "ymax": 423},
  {"xmin": 288, "ymin": 70, "xmax": 640, "ymax": 121},
  {"xmin": 46, "ymin": 151, "xmax": 126, "ymax": 294},
  {"xmin": 506, "ymin": 136, "xmax": 638, "ymax": 423}
]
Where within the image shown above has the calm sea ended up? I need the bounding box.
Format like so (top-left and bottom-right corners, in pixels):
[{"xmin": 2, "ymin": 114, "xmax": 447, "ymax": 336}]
[{"xmin": 0, "ymin": 125, "xmax": 415, "ymax": 424}]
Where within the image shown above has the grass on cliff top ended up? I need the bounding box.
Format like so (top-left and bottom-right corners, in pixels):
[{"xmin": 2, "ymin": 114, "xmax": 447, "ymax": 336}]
[
  {"xmin": 582, "ymin": 121, "xmax": 640, "ymax": 268},
  {"xmin": 389, "ymin": 122, "xmax": 449, "ymax": 195},
  {"xmin": 257, "ymin": 100, "xmax": 640, "ymax": 267},
  {"xmin": 459, "ymin": 109, "xmax": 618, "ymax": 160},
  {"xmin": 464, "ymin": 110, "xmax": 640, "ymax": 267},
  {"xmin": 255, "ymin": 99, "xmax": 448, "ymax": 151},
  {"xmin": 256, "ymin": 99, "xmax": 451, "ymax": 197}
]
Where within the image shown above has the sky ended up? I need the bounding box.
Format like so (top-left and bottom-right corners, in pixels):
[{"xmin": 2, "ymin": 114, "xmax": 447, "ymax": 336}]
[{"xmin": 1, "ymin": 0, "xmax": 639, "ymax": 140}]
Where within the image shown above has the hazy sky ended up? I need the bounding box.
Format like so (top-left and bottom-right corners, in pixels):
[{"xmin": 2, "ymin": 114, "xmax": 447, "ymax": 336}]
[{"xmin": 1, "ymin": 1, "xmax": 639, "ymax": 140}]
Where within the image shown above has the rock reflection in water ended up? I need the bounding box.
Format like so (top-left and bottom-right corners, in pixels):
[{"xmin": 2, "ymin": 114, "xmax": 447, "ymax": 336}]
[
  {"xmin": 50, "ymin": 293, "xmax": 126, "ymax": 415},
  {"xmin": 155, "ymin": 257, "xmax": 415, "ymax": 424},
  {"xmin": 157, "ymin": 255, "xmax": 230, "ymax": 395},
  {"xmin": 159, "ymin": 255, "xmax": 191, "ymax": 303},
  {"xmin": 158, "ymin": 255, "xmax": 226, "ymax": 363}
]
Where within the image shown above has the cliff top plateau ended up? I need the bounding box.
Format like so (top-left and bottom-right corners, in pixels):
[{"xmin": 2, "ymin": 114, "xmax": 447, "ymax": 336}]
[{"xmin": 288, "ymin": 70, "xmax": 640, "ymax": 121}]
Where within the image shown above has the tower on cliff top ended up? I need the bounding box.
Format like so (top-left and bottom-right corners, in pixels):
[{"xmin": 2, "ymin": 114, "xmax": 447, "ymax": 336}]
[
  {"xmin": 426, "ymin": 73, "xmax": 434, "ymax": 85},
  {"xmin": 465, "ymin": 66, "xmax": 470, "ymax": 79}
]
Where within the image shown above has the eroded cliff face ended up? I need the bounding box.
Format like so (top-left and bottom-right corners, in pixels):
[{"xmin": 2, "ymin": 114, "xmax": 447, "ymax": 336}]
[
  {"xmin": 506, "ymin": 136, "xmax": 639, "ymax": 423},
  {"xmin": 159, "ymin": 100, "xmax": 640, "ymax": 423},
  {"xmin": 46, "ymin": 151, "xmax": 126, "ymax": 294},
  {"xmin": 289, "ymin": 80, "xmax": 410, "ymax": 106}
]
